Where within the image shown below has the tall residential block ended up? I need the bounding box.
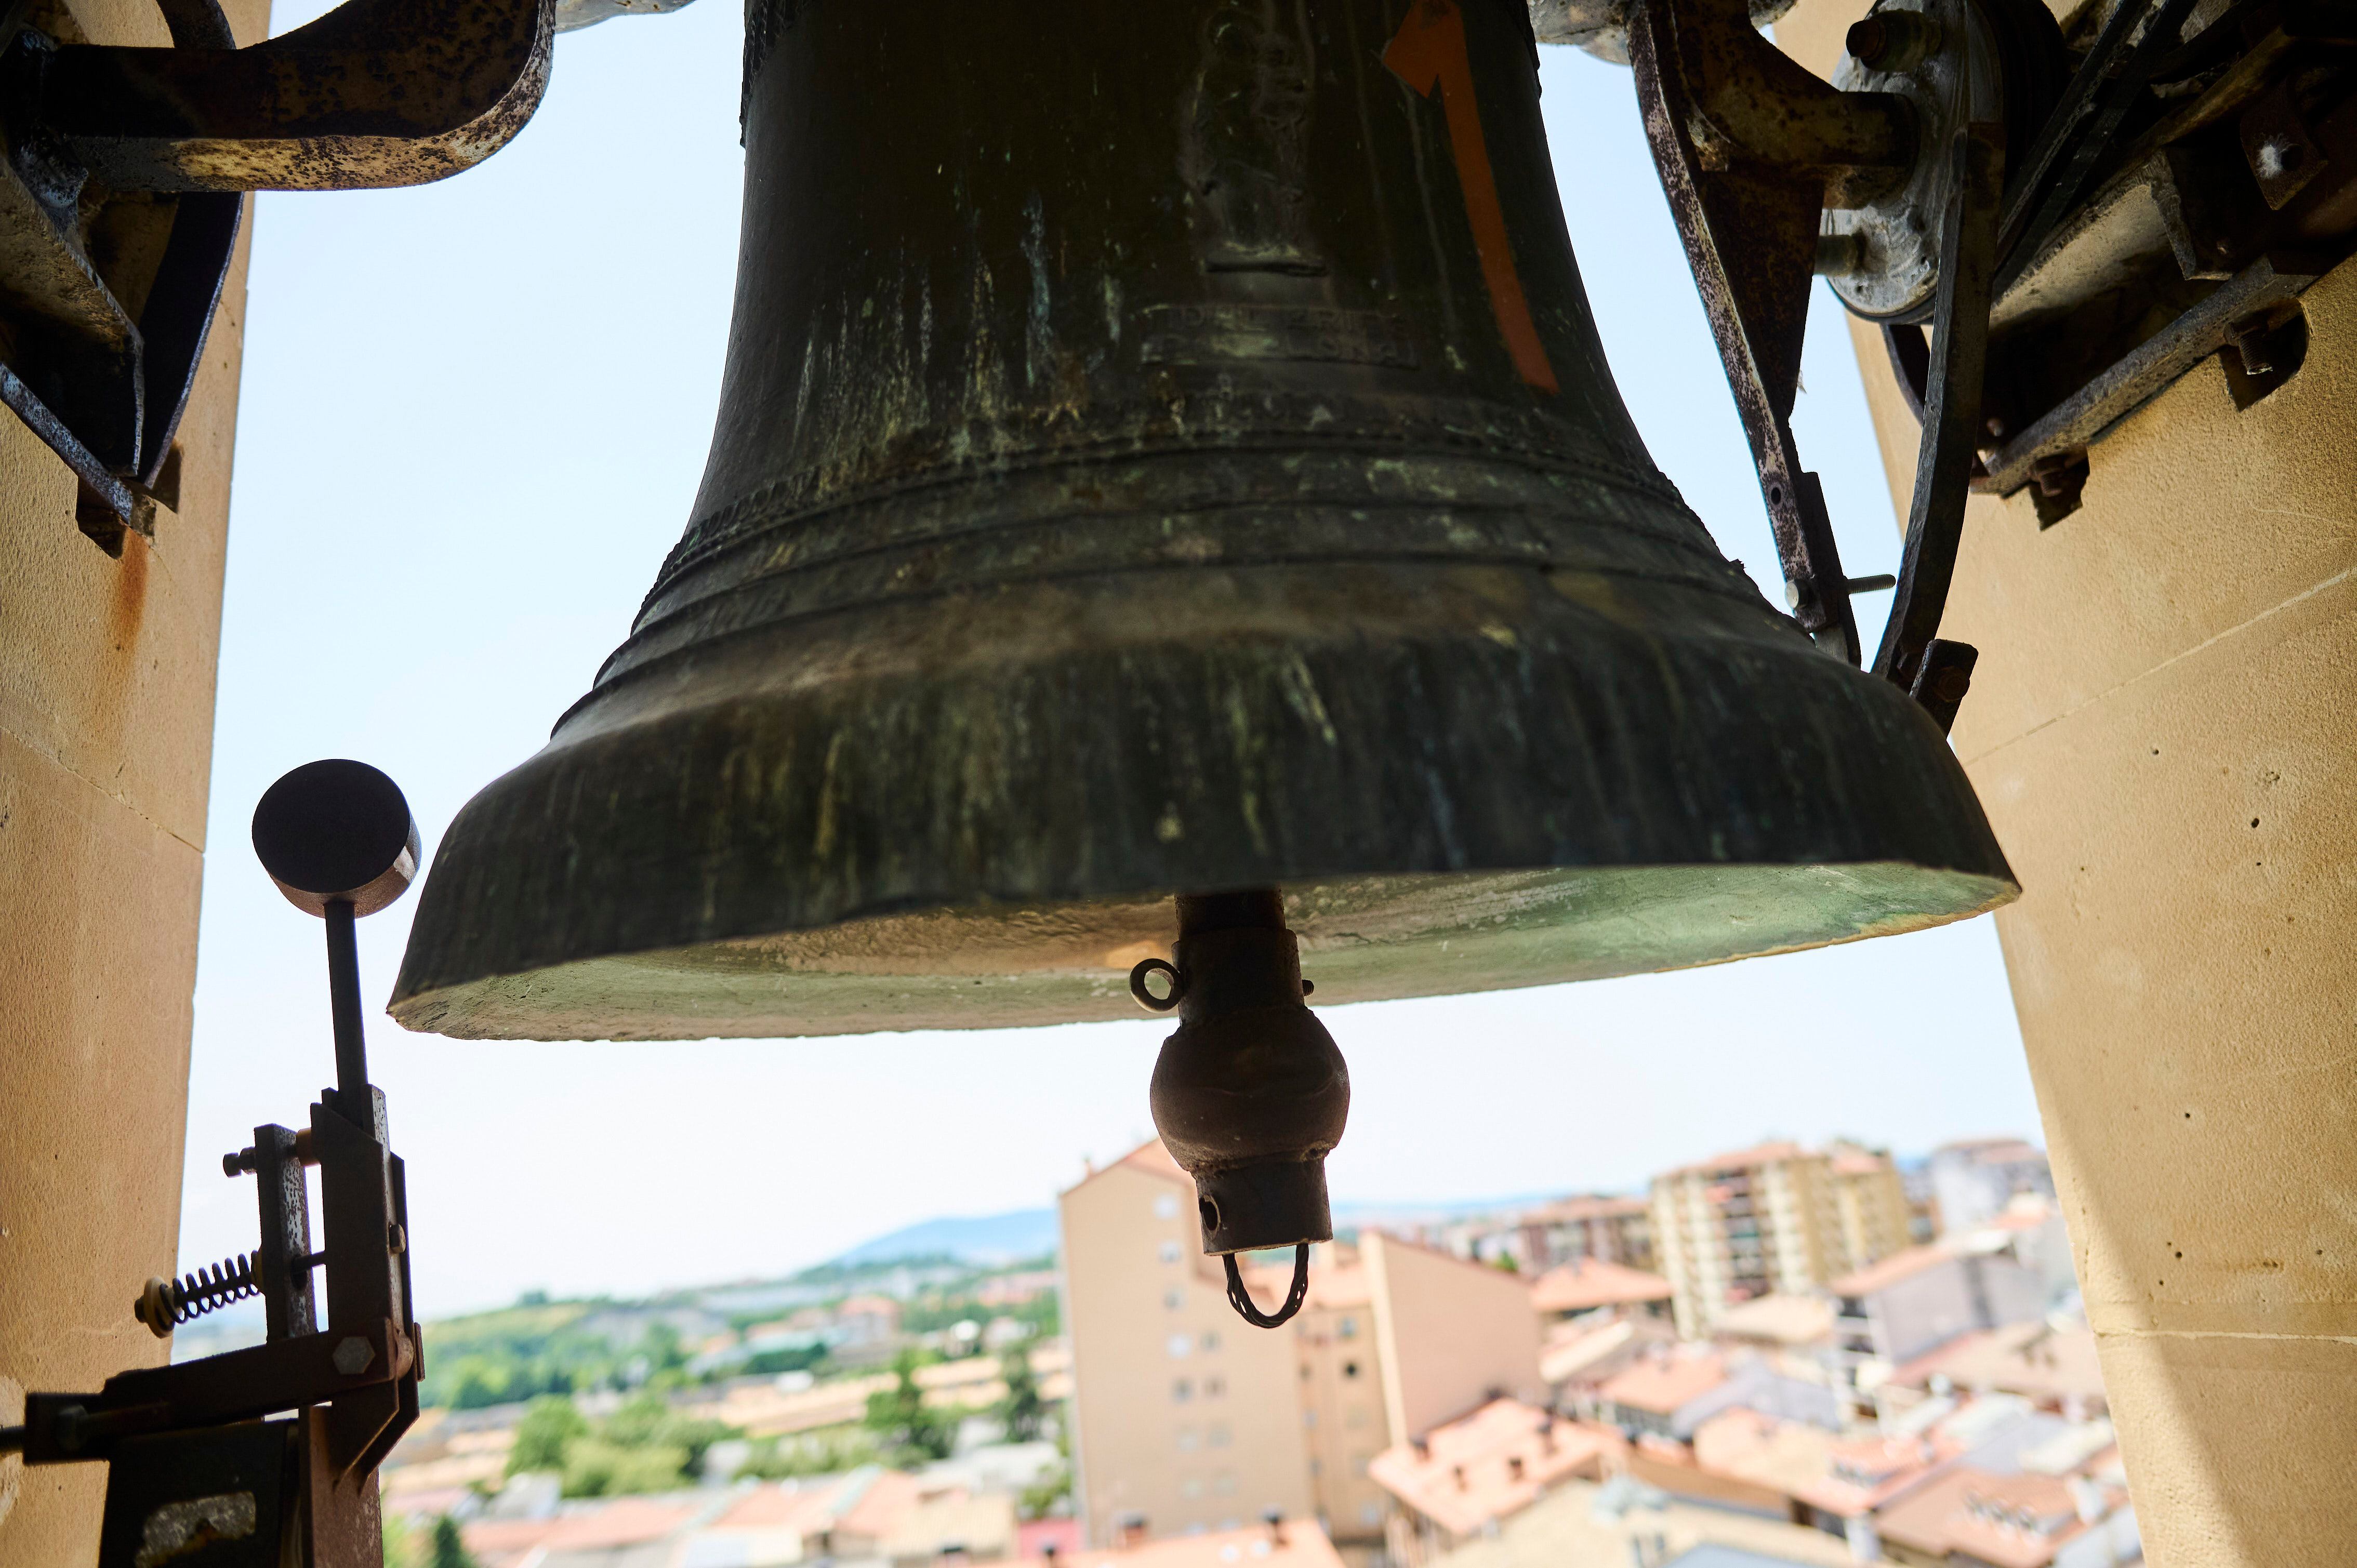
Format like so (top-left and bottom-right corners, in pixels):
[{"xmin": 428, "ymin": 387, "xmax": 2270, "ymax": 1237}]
[
  {"xmin": 1060, "ymin": 1144, "xmax": 1316, "ymax": 1546},
  {"xmin": 1827, "ymin": 1144, "xmax": 1914, "ymax": 1275},
  {"xmin": 1649, "ymin": 1141, "xmax": 1909, "ymax": 1339},
  {"xmin": 1515, "ymin": 1195, "xmax": 1656, "ymax": 1273},
  {"xmin": 1062, "ymin": 1148, "xmax": 1546, "ymax": 1553}
]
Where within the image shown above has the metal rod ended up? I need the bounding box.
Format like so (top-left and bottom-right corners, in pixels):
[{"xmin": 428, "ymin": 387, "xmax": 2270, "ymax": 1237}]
[{"xmin": 324, "ymin": 898, "xmax": 368, "ymax": 1103}]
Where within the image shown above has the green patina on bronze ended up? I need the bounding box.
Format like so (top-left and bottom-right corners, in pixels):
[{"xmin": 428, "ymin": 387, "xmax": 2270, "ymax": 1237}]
[{"xmin": 391, "ymin": 0, "xmax": 2015, "ymax": 1041}]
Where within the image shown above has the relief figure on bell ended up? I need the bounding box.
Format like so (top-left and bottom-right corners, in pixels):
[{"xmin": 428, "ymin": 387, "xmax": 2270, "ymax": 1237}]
[{"xmin": 1180, "ymin": 0, "xmax": 1328, "ymax": 277}]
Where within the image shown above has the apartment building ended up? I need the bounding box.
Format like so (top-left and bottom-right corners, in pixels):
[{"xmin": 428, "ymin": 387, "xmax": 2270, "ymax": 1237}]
[
  {"xmin": 1060, "ymin": 1143, "xmax": 1317, "ymax": 1547},
  {"xmin": 1926, "ymin": 1138, "xmax": 2056, "ymax": 1236},
  {"xmin": 1514, "ymin": 1194, "xmax": 1656, "ymax": 1273},
  {"xmin": 1275, "ymin": 1255, "xmax": 1392, "ymax": 1541},
  {"xmin": 1062, "ymin": 1146, "xmax": 1546, "ymax": 1554},
  {"xmin": 1827, "ymin": 1144, "xmax": 1914, "ymax": 1274},
  {"xmin": 1649, "ymin": 1141, "xmax": 1909, "ymax": 1339}
]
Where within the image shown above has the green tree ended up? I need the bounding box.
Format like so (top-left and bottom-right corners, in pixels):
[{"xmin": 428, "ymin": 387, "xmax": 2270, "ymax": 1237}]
[
  {"xmin": 1490, "ymin": 1253, "xmax": 1520, "ymax": 1273},
  {"xmin": 562, "ymin": 1436, "xmax": 691, "ymax": 1498},
  {"xmin": 508, "ymin": 1394, "xmax": 590, "ymax": 1476},
  {"xmin": 865, "ymin": 1350, "xmax": 954, "ymax": 1463},
  {"xmin": 1017, "ymin": 1465, "xmax": 1071, "ymax": 1522},
  {"xmin": 428, "ymin": 1516, "xmax": 477, "ymax": 1568},
  {"xmin": 381, "ymin": 1510, "xmax": 419, "ymax": 1568},
  {"xmin": 996, "ymin": 1345, "xmax": 1046, "ymax": 1444}
]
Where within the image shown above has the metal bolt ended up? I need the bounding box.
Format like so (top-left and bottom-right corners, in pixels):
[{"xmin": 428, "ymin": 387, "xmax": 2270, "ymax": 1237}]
[
  {"xmin": 1846, "ymin": 10, "xmax": 1942, "ymax": 73},
  {"xmin": 332, "ymin": 1337, "xmax": 376, "ymax": 1376},
  {"xmin": 387, "ymin": 1223, "xmax": 406, "ymax": 1255}
]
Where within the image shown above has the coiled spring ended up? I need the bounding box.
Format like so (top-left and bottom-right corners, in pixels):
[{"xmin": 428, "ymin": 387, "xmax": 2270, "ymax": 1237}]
[{"xmin": 135, "ymin": 1254, "xmax": 260, "ymax": 1337}]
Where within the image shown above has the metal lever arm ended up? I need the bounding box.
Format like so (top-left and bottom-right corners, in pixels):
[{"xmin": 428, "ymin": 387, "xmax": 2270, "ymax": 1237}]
[
  {"xmin": 1874, "ymin": 123, "xmax": 2003, "ymax": 724},
  {"xmin": 23, "ymin": 0, "xmax": 555, "ymax": 192},
  {"xmin": 1632, "ymin": 0, "xmax": 1906, "ymax": 662}
]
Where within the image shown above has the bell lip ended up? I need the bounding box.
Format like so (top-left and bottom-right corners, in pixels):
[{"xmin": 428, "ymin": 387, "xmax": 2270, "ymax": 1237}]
[
  {"xmin": 387, "ymin": 861, "xmax": 2017, "ymax": 1041},
  {"xmin": 390, "ymin": 557, "xmax": 2017, "ymax": 1041}
]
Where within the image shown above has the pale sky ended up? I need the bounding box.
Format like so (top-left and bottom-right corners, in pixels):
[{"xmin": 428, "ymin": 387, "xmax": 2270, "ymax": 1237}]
[{"xmin": 175, "ymin": 6, "xmax": 2041, "ymax": 1316}]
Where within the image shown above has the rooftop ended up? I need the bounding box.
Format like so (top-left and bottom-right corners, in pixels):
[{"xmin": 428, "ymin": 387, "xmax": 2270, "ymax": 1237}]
[
  {"xmin": 1828, "ymin": 1243, "xmax": 1954, "ymax": 1298},
  {"xmin": 1062, "ymin": 1519, "xmax": 1348, "ymax": 1568},
  {"xmin": 1661, "ymin": 1141, "xmax": 1811, "ymax": 1178},
  {"xmin": 1530, "ymin": 1257, "xmax": 1674, "ymax": 1315},
  {"xmin": 1893, "ymin": 1321, "xmax": 2108, "ymax": 1407},
  {"xmin": 1598, "ymin": 1350, "xmax": 1729, "ymax": 1415},
  {"xmin": 1691, "ymin": 1407, "xmax": 1839, "ymax": 1498},
  {"xmin": 1872, "ymin": 1468, "xmax": 2108, "ymax": 1568},
  {"xmin": 1539, "ymin": 1316, "xmax": 1670, "ymax": 1386},
  {"xmin": 1710, "ymin": 1294, "xmax": 1834, "ymax": 1348},
  {"xmin": 1523, "ymin": 1194, "xmax": 1651, "ymax": 1224},
  {"xmin": 1366, "ymin": 1399, "xmax": 1619, "ymax": 1538}
]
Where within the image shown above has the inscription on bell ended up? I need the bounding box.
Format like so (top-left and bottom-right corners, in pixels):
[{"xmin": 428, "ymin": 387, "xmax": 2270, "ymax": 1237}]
[{"xmin": 1138, "ymin": 303, "xmax": 1420, "ymax": 368}]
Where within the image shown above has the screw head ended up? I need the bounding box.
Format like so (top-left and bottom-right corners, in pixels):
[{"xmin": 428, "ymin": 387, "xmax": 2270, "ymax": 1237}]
[{"xmin": 333, "ymin": 1336, "xmax": 377, "ymax": 1376}]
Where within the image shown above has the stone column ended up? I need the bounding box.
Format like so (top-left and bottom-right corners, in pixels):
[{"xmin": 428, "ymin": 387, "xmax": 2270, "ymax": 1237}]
[
  {"xmin": 0, "ymin": 0, "xmax": 268, "ymax": 1556},
  {"xmin": 1773, "ymin": 2, "xmax": 2357, "ymax": 1558}
]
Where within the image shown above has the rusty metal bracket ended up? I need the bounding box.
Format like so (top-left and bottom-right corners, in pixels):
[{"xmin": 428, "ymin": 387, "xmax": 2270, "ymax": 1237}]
[
  {"xmin": 1976, "ymin": 249, "xmax": 2322, "ymax": 493},
  {"xmin": 0, "ymin": 0, "xmax": 552, "ymax": 545},
  {"xmin": 1874, "ymin": 123, "xmax": 2003, "ymax": 720},
  {"xmin": 19, "ymin": 0, "xmax": 553, "ymax": 192},
  {"xmin": 1631, "ymin": 0, "xmax": 1916, "ymax": 663}
]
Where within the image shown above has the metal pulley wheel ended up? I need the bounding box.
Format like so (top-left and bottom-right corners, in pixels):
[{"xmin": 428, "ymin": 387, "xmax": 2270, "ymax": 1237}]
[{"xmin": 1821, "ymin": 0, "xmax": 2069, "ymax": 322}]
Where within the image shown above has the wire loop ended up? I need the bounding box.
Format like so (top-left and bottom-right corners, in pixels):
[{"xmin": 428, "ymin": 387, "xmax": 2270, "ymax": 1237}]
[
  {"xmin": 1128, "ymin": 957, "xmax": 1185, "ymax": 1012},
  {"xmin": 1224, "ymin": 1243, "xmax": 1310, "ymax": 1329}
]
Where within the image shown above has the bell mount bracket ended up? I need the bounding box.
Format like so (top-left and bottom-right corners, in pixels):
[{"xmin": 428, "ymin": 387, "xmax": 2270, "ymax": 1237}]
[
  {"xmin": 0, "ymin": 760, "xmax": 427, "ymax": 1568},
  {"xmin": 0, "ymin": 0, "xmax": 554, "ymax": 544}
]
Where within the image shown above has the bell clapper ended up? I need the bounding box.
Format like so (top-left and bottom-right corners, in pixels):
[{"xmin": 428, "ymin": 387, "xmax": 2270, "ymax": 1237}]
[{"xmin": 1136, "ymin": 889, "xmax": 1348, "ymax": 1330}]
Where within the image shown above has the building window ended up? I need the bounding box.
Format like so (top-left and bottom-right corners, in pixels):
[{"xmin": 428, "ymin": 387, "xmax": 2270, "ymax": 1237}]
[
  {"xmin": 1181, "ymin": 1477, "xmax": 1203, "ymax": 1499},
  {"xmin": 1176, "ymin": 1427, "xmax": 1199, "ymax": 1452},
  {"xmin": 1165, "ymin": 1288, "xmax": 1184, "ymax": 1311},
  {"xmin": 1160, "ymin": 1240, "xmax": 1182, "ymax": 1264},
  {"xmin": 1202, "ymin": 1376, "xmax": 1225, "ymax": 1398},
  {"xmin": 1200, "ymin": 1331, "xmax": 1221, "ymax": 1353},
  {"xmin": 1359, "ymin": 1503, "xmax": 1381, "ymax": 1527},
  {"xmin": 1173, "ymin": 1378, "xmax": 1193, "ymax": 1402},
  {"xmin": 1303, "ymin": 1409, "xmax": 1316, "ymax": 1429},
  {"xmin": 1338, "ymin": 1315, "xmax": 1358, "ymax": 1339},
  {"xmin": 1156, "ymin": 1193, "xmax": 1181, "ymax": 1220},
  {"xmin": 1168, "ymin": 1333, "xmax": 1194, "ymax": 1360},
  {"xmin": 1212, "ymin": 1472, "xmax": 1237, "ymax": 1496},
  {"xmin": 1208, "ymin": 1423, "xmax": 1231, "ymax": 1448}
]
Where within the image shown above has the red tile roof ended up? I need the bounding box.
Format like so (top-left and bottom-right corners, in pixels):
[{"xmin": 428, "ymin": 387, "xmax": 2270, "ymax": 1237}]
[
  {"xmin": 1366, "ymin": 1400, "xmax": 1619, "ymax": 1538},
  {"xmin": 1873, "ymin": 1468, "xmax": 2103, "ymax": 1568},
  {"xmin": 1062, "ymin": 1520, "xmax": 1347, "ymax": 1568},
  {"xmin": 1891, "ymin": 1321, "xmax": 2108, "ymax": 1407},
  {"xmin": 1662, "ymin": 1141, "xmax": 1810, "ymax": 1176},
  {"xmin": 1829, "ymin": 1244, "xmax": 1953, "ymax": 1297},
  {"xmin": 462, "ymin": 1498, "xmax": 704, "ymax": 1565},
  {"xmin": 1597, "ymin": 1351, "xmax": 1729, "ymax": 1415},
  {"xmin": 1522, "ymin": 1194, "xmax": 1651, "ymax": 1224},
  {"xmin": 1016, "ymin": 1517, "xmax": 1084, "ymax": 1562},
  {"xmin": 1529, "ymin": 1258, "xmax": 1673, "ymax": 1315}
]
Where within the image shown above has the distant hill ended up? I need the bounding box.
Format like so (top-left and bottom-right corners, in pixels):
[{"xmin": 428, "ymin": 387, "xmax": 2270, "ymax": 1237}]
[
  {"xmin": 830, "ymin": 1208, "xmax": 1060, "ymax": 1268},
  {"xmin": 819, "ymin": 1189, "xmax": 1613, "ymax": 1271}
]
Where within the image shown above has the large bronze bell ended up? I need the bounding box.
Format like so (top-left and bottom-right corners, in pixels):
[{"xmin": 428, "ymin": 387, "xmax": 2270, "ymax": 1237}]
[{"xmin": 391, "ymin": 0, "xmax": 2012, "ymax": 1274}]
